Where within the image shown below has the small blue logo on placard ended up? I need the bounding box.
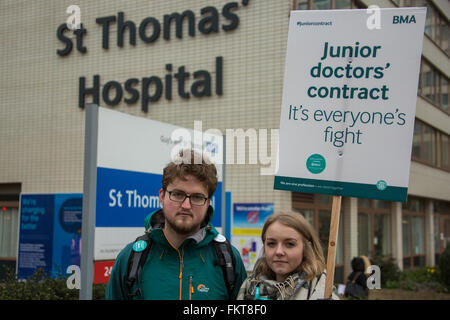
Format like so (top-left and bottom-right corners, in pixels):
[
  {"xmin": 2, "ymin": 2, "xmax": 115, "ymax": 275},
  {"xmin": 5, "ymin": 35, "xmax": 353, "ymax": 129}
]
[{"xmin": 132, "ymin": 240, "xmax": 147, "ymax": 252}]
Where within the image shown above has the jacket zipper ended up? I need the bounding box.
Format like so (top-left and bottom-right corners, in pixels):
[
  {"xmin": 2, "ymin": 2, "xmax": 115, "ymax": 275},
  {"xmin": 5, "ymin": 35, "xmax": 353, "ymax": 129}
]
[
  {"xmin": 178, "ymin": 247, "xmax": 184, "ymax": 300},
  {"xmin": 189, "ymin": 276, "xmax": 194, "ymax": 300},
  {"xmin": 162, "ymin": 230, "xmax": 185, "ymax": 300}
]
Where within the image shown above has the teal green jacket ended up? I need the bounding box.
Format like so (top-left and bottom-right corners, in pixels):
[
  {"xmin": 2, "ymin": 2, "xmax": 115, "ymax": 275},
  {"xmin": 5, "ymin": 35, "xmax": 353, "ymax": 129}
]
[{"xmin": 105, "ymin": 208, "xmax": 247, "ymax": 300}]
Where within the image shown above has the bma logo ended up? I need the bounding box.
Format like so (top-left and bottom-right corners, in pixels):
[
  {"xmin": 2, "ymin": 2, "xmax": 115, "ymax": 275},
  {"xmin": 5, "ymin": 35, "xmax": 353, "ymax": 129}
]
[{"xmin": 393, "ymin": 15, "xmax": 416, "ymax": 24}]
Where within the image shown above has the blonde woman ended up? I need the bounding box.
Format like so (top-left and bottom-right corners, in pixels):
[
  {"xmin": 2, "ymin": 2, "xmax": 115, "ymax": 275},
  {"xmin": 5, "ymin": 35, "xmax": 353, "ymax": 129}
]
[{"xmin": 237, "ymin": 212, "xmax": 339, "ymax": 300}]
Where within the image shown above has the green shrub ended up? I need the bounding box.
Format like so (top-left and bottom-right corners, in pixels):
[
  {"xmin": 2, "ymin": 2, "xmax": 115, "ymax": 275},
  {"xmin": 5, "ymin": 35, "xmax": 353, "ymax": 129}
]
[
  {"xmin": 0, "ymin": 266, "xmax": 107, "ymax": 300},
  {"xmin": 0, "ymin": 266, "xmax": 78, "ymax": 300},
  {"xmin": 375, "ymin": 266, "xmax": 447, "ymax": 292},
  {"xmin": 93, "ymin": 283, "xmax": 107, "ymax": 300},
  {"xmin": 362, "ymin": 254, "xmax": 449, "ymax": 293},
  {"xmin": 439, "ymin": 245, "xmax": 450, "ymax": 288},
  {"xmin": 370, "ymin": 255, "xmax": 401, "ymax": 286}
]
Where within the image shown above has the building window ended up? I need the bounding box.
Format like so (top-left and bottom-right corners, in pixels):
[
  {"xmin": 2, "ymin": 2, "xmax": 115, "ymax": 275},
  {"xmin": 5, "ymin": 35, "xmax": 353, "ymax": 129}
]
[
  {"xmin": 402, "ymin": 216, "xmax": 411, "ymax": 258},
  {"xmin": 374, "ymin": 213, "xmax": 391, "ymax": 257},
  {"xmin": 441, "ymin": 134, "xmax": 450, "ymax": 169},
  {"xmin": 292, "ymin": 192, "xmax": 344, "ymax": 283},
  {"xmin": 358, "ymin": 212, "xmax": 371, "ymax": 257},
  {"xmin": 318, "ymin": 208, "xmax": 344, "ymax": 264},
  {"xmin": 402, "ymin": 197, "xmax": 426, "ymax": 268},
  {"xmin": 419, "ymin": 59, "xmax": 450, "ymax": 114},
  {"xmin": 0, "ymin": 206, "xmax": 19, "ymax": 259},
  {"xmin": 357, "ymin": 199, "xmax": 391, "ymax": 259},
  {"xmin": 392, "ymin": 0, "xmax": 450, "ymax": 56},
  {"xmin": 424, "ymin": 2, "xmax": 450, "ymax": 55},
  {"xmin": 292, "ymin": 193, "xmax": 344, "ymax": 263},
  {"xmin": 301, "ymin": 209, "xmax": 315, "ymax": 228},
  {"xmin": 295, "ymin": 0, "xmax": 364, "ymax": 10},
  {"xmin": 434, "ymin": 215, "xmax": 440, "ymax": 252},
  {"xmin": 412, "ymin": 216, "xmax": 425, "ymax": 263},
  {"xmin": 434, "ymin": 201, "xmax": 450, "ymax": 265},
  {"xmin": 412, "ymin": 119, "xmax": 450, "ymax": 171},
  {"xmin": 424, "ymin": 125, "xmax": 436, "ymax": 164}
]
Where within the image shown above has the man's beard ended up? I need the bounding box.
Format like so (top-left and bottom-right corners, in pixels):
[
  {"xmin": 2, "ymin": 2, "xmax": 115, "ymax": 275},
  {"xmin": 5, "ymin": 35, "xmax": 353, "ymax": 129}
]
[{"xmin": 165, "ymin": 212, "xmax": 202, "ymax": 235}]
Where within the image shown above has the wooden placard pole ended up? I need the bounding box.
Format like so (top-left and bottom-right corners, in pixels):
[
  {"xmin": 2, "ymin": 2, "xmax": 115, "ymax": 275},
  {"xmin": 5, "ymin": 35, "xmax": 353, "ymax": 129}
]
[{"xmin": 324, "ymin": 195, "xmax": 342, "ymax": 299}]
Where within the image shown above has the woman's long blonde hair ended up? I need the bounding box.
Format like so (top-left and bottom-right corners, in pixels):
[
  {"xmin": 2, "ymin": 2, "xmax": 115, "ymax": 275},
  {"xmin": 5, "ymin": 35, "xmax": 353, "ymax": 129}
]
[{"xmin": 253, "ymin": 211, "xmax": 325, "ymax": 281}]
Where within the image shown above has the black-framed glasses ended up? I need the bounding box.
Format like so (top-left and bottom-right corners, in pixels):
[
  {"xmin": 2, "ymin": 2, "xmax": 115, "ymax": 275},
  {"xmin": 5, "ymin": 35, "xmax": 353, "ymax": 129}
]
[{"xmin": 166, "ymin": 189, "xmax": 208, "ymax": 206}]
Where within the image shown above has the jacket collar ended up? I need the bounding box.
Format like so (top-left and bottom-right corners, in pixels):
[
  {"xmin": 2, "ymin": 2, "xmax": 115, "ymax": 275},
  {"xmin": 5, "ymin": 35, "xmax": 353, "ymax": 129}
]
[{"xmin": 186, "ymin": 227, "xmax": 206, "ymax": 244}]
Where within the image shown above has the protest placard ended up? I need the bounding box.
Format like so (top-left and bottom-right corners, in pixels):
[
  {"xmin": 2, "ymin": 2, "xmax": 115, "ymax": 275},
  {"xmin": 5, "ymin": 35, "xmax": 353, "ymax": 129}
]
[
  {"xmin": 275, "ymin": 8, "xmax": 426, "ymax": 298},
  {"xmin": 275, "ymin": 8, "xmax": 426, "ymax": 203}
]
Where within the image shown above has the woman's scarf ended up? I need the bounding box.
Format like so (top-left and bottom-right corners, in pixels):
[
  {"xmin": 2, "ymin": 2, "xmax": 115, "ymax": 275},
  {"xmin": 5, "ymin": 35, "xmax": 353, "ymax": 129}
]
[{"xmin": 243, "ymin": 271, "xmax": 310, "ymax": 300}]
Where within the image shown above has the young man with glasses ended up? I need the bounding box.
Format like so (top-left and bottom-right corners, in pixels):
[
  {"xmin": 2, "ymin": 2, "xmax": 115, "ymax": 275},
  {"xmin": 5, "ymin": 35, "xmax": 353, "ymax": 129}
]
[{"xmin": 106, "ymin": 150, "xmax": 247, "ymax": 300}]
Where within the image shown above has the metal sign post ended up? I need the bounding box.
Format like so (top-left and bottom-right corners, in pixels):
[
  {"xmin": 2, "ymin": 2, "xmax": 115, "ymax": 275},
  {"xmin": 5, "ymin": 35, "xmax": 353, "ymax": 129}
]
[
  {"xmin": 221, "ymin": 135, "xmax": 226, "ymax": 236},
  {"xmin": 79, "ymin": 104, "xmax": 99, "ymax": 300}
]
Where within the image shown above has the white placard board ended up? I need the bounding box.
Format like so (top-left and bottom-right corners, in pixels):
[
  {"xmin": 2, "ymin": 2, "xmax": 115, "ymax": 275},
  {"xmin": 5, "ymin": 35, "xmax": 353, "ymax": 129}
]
[{"xmin": 275, "ymin": 8, "xmax": 426, "ymax": 202}]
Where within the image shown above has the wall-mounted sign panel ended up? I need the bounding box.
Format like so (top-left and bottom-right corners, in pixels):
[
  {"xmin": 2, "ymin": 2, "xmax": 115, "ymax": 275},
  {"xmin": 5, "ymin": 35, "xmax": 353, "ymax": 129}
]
[
  {"xmin": 94, "ymin": 107, "xmax": 224, "ymax": 260},
  {"xmin": 17, "ymin": 194, "xmax": 82, "ymax": 279}
]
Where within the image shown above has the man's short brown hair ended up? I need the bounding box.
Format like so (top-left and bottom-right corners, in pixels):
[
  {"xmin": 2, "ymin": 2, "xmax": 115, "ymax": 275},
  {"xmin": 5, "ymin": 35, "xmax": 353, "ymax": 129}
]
[{"xmin": 161, "ymin": 149, "xmax": 218, "ymax": 198}]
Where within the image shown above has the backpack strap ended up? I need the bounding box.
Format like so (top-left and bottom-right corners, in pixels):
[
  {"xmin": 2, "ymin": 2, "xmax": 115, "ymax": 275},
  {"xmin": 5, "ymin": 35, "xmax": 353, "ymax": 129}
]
[
  {"xmin": 126, "ymin": 233, "xmax": 152, "ymax": 299},
  {"xmin": 212, "ymin": 236, "xmax": 236, "ymax": 299},
  {"xmin": 351, "ymin": 271, "xmax": 361, "ymax": 283}
]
